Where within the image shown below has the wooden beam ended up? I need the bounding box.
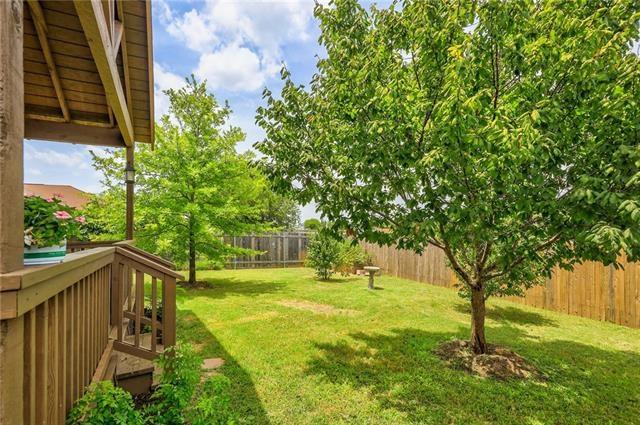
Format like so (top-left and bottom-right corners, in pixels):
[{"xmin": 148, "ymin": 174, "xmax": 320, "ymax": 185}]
[
  {"xmin": 74, "ymin": 0, "xmax": 134, "ymax": 146},
  {"xmin": 0, "ymin": 0, "xmax": 24, "ymax": 275},
  {"xmin": 145, "ymin": 0, "xmax": 155, "ymax": 147},
  {"xmin": 25, "ymin": 118, "xmax": 125, "ymax": 147},
  {"xmin": 26, "ymin": 0, "xmax": 71, "ymax": 122},
  {"xmin": 116, "ymin": 1, "xmax": 133, "ymax": 120},
  {"xmin": 113, "ymin": 20, "xmax": 123, "ymax": 56},
  {"xmin": 25, "ymin": 112, "xmax": 113, "ymax": 129}
]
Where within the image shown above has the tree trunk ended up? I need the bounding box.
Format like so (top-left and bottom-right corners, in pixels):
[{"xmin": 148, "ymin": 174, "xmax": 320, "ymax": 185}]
[
  {"xmin": 188, "ymin": 228, "xmax": 196, "ymax": 285},
  {"xmin": 470, "ymin": 285, "xmax": 487, "ymax": 354}
]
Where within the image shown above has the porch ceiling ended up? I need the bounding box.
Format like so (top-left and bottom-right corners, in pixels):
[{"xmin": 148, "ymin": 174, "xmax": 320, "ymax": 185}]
[{"xmin": 23, "ymin": 0, "xmax": 154, "ymax": 147}]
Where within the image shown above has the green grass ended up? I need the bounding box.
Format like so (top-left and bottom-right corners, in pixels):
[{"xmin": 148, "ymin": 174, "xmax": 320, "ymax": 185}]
[{"xmin": 176, "ymin": 268, "xmax": 640, "ymax": 425}]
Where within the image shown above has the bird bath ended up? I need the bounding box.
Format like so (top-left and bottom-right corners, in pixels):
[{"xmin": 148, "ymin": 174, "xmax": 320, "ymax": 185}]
[{"xmin": 364, "ymin": 266, "xmax": 380, "ymax": 289}]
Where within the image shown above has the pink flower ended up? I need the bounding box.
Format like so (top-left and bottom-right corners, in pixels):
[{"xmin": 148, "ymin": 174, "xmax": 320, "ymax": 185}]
[
  {"xmin": 54, "ymin": 211, "xmax": 72, "ymax": 220},
  {"xmin": 52, "ymin": 192, "xmax": 64, "ymax": 199},
  {"xmin": 75, "ymin": 215, "xmax": 86, "ymax": 224},
  {"xmin": 45, "ymin": 198, "xmax": 54, "ymax": 203}
]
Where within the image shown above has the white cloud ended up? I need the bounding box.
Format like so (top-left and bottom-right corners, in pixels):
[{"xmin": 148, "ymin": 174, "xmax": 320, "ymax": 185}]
[
  {"xmin": 24, "ymin": 143, "xmax": 91, "ymax": 171},
  {"xmin": 195, "ymin": 44, "xmax": 279, "ymax": 92},
  {"xmin": 166, "ymin": 9, "xmax": 219, "ymax": 53},
  {"xmin": 159, "ymin": 0, "xmax": 316, "ymax": 92},
  {"xmin": 154, "ymin": 63, "xmax": 187, "ymax": 119},
  {"xmin": 201, "ymin": 0, "xmax": 313, "ymax": 57}
]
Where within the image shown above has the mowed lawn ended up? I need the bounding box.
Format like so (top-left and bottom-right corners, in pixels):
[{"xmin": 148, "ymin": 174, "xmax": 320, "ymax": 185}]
[{"xmin": 176, "ymin": 268, "xmax": 640, "ymax": 425}]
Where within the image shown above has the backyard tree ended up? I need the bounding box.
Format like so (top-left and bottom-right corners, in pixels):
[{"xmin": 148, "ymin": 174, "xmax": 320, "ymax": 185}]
[
  {"xmin": 93, "ymin": 77, "xmax": 268, "ymax": 284},
  {"xmin": 256, "ymin": 0, "xmax": 640, "ymax": 354}
]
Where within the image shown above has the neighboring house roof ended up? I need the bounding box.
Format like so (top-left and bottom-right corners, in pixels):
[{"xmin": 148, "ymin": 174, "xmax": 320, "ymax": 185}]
[{"xmin": 24, "ymin": 183, "xmax": 91, "ymax": 209}]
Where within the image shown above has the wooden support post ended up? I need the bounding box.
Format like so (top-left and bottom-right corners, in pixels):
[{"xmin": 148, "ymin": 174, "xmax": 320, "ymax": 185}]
[
  {"xmin": 125, "ymin": 146, "xmax": 134, "ymax": 240},
  {"xmin": 0, "ymin": 0, "xmax": 24, "ymax": 274},
  {"xmin": 0, "ymin": 2, "xmax": 25, "ymax": 423}
]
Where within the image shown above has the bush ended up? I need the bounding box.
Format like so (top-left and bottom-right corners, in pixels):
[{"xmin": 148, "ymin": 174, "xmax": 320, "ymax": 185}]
[
  {"xmin": 67, "ymin": 381, "xmax": 143, "ymax": 425},
  {"xmin": 68, "ymin": 345, "xmax": 240, "ymax": 424},
  {"xmin": 144, "ymin": 345, "xmax": 203, "ymax": 425},
  {"xmin": 303, "ymin": 218, "xmax": 322, "ymax": 231},
  {"xmin": 336, "ymin": 242, "xmax": 371, "ymax": 276},
  {"xmin": 305, "ymin": 230, "xmax": 341, "ymax": 280},
  {"xmin": 195, "ymin": 258, "xmax": 225, "ymax": 270}
]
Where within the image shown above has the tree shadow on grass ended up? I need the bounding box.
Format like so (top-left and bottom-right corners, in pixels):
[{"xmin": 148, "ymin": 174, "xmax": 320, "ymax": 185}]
[
  {"xmin": 305, "ymin": 326, "xmax": 640, "ymax": 424},
  {"xmin": 178, "ymin": 309, "xmax": 270, "ymax": 424},
  {"xmin": 177, "ymin": 276, "xmax": 289, "ymax": 300},
  {"xmin": 454, "ymin": 302, "xmax": 559, "ymax": 327}
]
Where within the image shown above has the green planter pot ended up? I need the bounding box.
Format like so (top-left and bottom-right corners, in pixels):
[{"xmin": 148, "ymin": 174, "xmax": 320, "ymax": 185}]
[{"xmin": 24, "ymin": 240, "xmax": 67, "ymax": 266}]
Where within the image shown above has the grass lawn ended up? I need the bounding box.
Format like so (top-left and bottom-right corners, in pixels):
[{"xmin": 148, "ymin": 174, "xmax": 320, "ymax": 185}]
[{"xmin": 176, "ymin": 268, "xmax": 640, "ymax": 425}]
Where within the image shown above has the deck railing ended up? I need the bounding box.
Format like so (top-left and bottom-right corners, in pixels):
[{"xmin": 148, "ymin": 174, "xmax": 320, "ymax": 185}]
[
  {"xmin": 111, "ymin": 246, "xmax": 180, "ymax": 360},
  {"xmin": 0, "ymin": 243, "xmax": 180, "ymax": 424}
]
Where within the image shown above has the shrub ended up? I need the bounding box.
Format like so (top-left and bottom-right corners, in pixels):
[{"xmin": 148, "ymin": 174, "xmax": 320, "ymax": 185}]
[
  {"xmin": 336, "ymin": 242, "xmax": 371, "ymax": 276},
  {"xmin": 303, "ymin": 218, "xmax": 322, "ymax": 231},
  {"xmin": 66, "ymin": 381, "xmax": 143, "ymax": 425},
  {"xmin": 144, "ymin": 344, "xmax": 202, "ymax": 425},
  {"xmin": 305, "ymin": 230, "xmax": 341, "ymax": 280}
]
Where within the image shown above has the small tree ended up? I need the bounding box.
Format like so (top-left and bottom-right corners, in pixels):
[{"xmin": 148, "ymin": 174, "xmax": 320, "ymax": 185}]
[
  {"xmin": 306, "ymin": 230, "xmax": 342, "ymax": 280},
  {"xmin": 92, "ymin": 77, "xmax": 269, "ymax": 285},
  {"xmin": 256, "ymin": 0, "xmax": 640, "ymax": 353}
]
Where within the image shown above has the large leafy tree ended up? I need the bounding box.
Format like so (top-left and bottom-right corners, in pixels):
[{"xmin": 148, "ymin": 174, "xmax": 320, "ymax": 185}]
[
  {"xmin": 256, "ymin": 0, "xmax": 640, "ymax": 353},
  {"xmin": 93, "ymin": 78, "xmax": 269, "ymax": 284}
]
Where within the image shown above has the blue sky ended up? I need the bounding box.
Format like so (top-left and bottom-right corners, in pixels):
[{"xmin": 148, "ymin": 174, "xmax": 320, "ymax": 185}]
[{"xmin": 25, "ymin": 0, "xmax": 340, "ymax": 220}]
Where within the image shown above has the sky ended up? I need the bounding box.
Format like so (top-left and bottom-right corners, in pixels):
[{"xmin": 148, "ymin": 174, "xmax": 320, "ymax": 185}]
[
  {"xmin": 23, "ymin": 2, "xmax": 640, "ymax": 221},
  {"xmin": 25, "ymin": 0, "xmax": 335, "ymax": 221}
]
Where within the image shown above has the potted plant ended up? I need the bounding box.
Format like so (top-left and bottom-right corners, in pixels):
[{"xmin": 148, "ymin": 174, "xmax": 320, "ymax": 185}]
[{"xmin": 23, "ymin": 195, "xmax": 86, "ymax": 265}]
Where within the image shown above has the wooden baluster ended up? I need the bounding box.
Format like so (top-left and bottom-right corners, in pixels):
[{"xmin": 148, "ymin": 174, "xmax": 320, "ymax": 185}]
[
  {"xmin": 47, "ymin": 296, "xmax": 58, "ymax": 423},
  {"xmin": 151, "ymin": 276, "xmax": 157, "ymax": 353},
  {"xmin": 117, "ymin": 263, "xmax": 124, "ymax": 342},
  {"xmin": 35, "ymin": 301, "xmax": 48, "ymax": 425},
  {"xmin": 111, "ymin": 258, "xmax": 121, "ymax": 327},
  {"xmin": 135, "ymin": 270, "xmax": 144, "ymax": 348},
  {"xmin": 127, "ymin": 265, "xmax": 133, "ymax": 312},
  {"xmin": 74, "ymin": 283, "xmax": 80, "ymax": 401},
  {"xmin": 66, "ymin": 286, "xmax": 74, "ymax": 414},
  {"xmin": 58, "ymin": 291, "xmax": 66, "ymax": 423},
  {"xmin": 23, "ymin": 309, "xmax": 36, "ymax": 425}
]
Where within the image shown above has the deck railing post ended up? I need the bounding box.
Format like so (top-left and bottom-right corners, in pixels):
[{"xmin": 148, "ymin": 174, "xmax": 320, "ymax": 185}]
[{"xmin": 162, "ymin": 275, "xmax": 177, "ymax": 348}]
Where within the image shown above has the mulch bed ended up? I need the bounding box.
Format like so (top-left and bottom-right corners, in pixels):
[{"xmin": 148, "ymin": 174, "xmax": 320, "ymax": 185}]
[{"xmin": 435, "ymin": 340, "xmax": 542, "ymax": 380}]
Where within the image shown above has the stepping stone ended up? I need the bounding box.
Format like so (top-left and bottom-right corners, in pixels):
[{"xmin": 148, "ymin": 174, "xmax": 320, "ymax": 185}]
[
  {"xmin": 202, "ymin": 357, "xmax": 225, "ymax": 370},
  {"xmin": 201, "ymin": 358, "xmax": 225, "ymax": 380}
]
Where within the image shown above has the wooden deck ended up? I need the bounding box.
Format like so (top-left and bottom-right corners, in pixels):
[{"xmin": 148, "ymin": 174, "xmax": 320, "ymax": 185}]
[{"xmin": 0, "ymin": 244, "xmax": 180, "ymax": 424}]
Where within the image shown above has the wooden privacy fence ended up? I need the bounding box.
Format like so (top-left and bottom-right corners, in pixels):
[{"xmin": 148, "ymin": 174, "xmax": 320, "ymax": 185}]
[
  {"xmin": 362, "ymin": 242, "xmax": 640, "ymax": 329},
  {"xmin": 224, "ymin": 231, "xmax": 311, "ymax": 268}
]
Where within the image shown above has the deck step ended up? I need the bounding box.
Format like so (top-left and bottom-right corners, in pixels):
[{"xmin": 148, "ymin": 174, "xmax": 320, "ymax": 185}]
[
  {"xmin": 115, "ymin": 350, "xmax": 155, "ymax": 395},
  {"xmin": 92, "ymin": 340, "xmax": 116, "ymax": 383}
]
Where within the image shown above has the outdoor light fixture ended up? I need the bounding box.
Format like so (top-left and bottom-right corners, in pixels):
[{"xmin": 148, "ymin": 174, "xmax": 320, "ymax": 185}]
[{"xmin": 124, "ymin": 164, "xmax": 135, "ymax": 184}]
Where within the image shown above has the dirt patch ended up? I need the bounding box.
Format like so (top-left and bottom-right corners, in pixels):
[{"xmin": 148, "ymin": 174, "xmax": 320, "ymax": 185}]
[
  {"xmin": 435, "ymin": 340, "xmax": 541, "ymax": 380},
  {"xmin": 233, "ymin": 311, "xmax": 281, "ymax": 324},
  {"xmin": 178, "ymin": 280, "xmax": 211, "ymax": 289},
  {"xmin": 277, "ymin": 299, "xmax": 359, "ymax": 316}
]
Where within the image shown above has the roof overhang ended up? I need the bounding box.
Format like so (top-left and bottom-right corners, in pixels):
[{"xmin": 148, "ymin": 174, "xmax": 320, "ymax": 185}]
[{"xmin": 23, "ymin": 0, "xmax": 154, "ymax": 148}]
